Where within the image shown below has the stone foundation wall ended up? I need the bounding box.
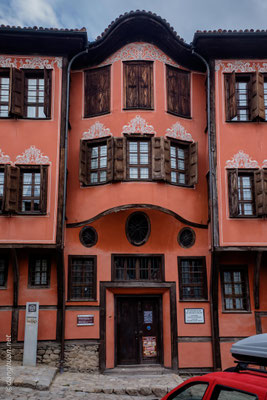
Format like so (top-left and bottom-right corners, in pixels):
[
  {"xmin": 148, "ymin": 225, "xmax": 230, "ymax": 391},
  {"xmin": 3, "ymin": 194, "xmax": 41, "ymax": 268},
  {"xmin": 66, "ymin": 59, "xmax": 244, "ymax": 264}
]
[{"xmin": 0, "ymin": 341, "xmax": 99, "ymax": 372}]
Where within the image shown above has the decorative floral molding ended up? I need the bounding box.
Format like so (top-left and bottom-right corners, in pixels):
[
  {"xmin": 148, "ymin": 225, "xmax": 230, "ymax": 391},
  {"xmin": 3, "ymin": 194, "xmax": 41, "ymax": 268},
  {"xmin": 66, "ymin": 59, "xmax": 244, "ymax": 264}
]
[
  {"xmin": 225, "ymin": 151, "xmax": 259, "ymax": 168},
  {"xmin": 99, "ymin": 43, "xmax": 181, "ymax": 68},
  {"xmin": 15, "ymin": 146, "xmax": 50, "ymax": 165},
  {"xmin": 165, "ymin": 122, "xmax": 193, "ymax": 142},
  {"xmin": 82, "ymin": 122, "xmax": 112, "ymax": 140},
  {"xmin": 262, "ymin": 159, "xmax": 267, "ymax": 168},
  {"xmin": 0, "ymin": 149, "xmax": 11, "ymax": 164},
  {"xmin": 215, "ymin": 60, "xmax": 267, "ymax": 73},
  {"xmin": 122, "ymin": 115, "xmax": 156, "ymax": 135},
  {"xmin": 0, "ymin": 56, "xmax": 62, "ymax": 69}
]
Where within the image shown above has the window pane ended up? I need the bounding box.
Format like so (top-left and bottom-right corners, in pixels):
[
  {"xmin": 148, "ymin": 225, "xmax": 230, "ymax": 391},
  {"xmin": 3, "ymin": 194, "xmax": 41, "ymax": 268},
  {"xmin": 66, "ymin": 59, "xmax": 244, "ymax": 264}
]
[
  {"xmin": 140, "ymin": 142, "xmax": 148, "ymax": 152},
  {"xmin": 130, "ymin": 154, "xmax": 138, "ymax": 164},
  {"xmin": 179, "ymin": 174, "xmax": 185, "ymax": 184},
  {"xmin": 91, "ymin": 147, "xmax": 98, "ymax": 158},
  {"xmin": 27, "ymin": 107, "xmax": 35, "ymax": 118},
  {"xmin": 140, "ymin": 168, "xmax": 149, "ymax": 179},
  {"xmin": 90, "ymin": 173, "xmax": 98, "ymax": 183},
  {"xmin": 99, "ymin": 156, "xmax": 107, "ymax": 168},
  {"xmin": 100, "ymin": 171, "xmax": 107, "ymax": 182},
  {"xmin": 170, "ymin": 383, "xmax": 208, "ymax": 399},
  {"xmin": 215, "ymin": 387, "xmax": 257, "ymax": 400},
  {"xmin": 140, "ymin": 153, "xmax": 148, "ymax": 164},
  {"xmin": 129, "ymin": 168, "xmax": 138, "ymax": 179},
  {"xmin": 91, "ymin": 158, "xmax": 98, "ymax": 169},
  {"xmin": 171, "ymin": 158, "xmax": 176, "ymax": 169},
  {"xmin": 171, "ymin": 172, "xmax": 177, "ymax": 183},
  {"xmin": 100, "ymin": 146, "xmax": 107, "ymax": 156},
  {"xmin": 129, "ymin": 142, "xmax": 137, "ymax": 151}
]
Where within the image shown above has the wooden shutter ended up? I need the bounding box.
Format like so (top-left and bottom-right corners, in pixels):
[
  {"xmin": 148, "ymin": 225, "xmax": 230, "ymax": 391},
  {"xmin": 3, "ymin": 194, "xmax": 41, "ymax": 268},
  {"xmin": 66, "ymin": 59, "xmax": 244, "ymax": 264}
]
[
  {"xmin": 249, "ymin": 72, "xmax": 265, "ymax": 121},
  {"xmin": 113, "ymin": 137, "xmax": 126, "ymax": 181},
  {"xmin": 225, "ymin": 72, "xmax": 237, "ymax": 121},
  {"xmin": 106, "ymin": 137, "xmax": 114, "ymax": 182},
  {"xmin": 152, "ymin": 137, "xmax": 164, "ymax": 181},
  {"xmin": 139, "ymin": 62, "xmax": 153, "ymax": 109},
  {"xmin": 40, "ymin": 166, "xmax": 48, "ymax": 213},
  {"xmin": 255, "ymin": 169, "xmax": 267, "ymax": 216},
  {"xmin": 124, "ymin": 63, "xmax": 139, "ymax": 109},
  {"xmin": 44, "ymin": 68, "xmax": 52, "ymax": 118},
  {"xmin": 188, "ymin": 142, "xmax": 198, "ymax": 186},
  {"xmin": 263, "ymin": 169, "xmax": 267, "ymax": 215},
  {"xmin": 79, "ymin": 140, "xmax": 88, "ymax": 185},
  {"xmin": 3, "ymin": 165, "xmax": 20, "ymax": 213},
  {"xmin": 84, "ymin": 66, "xmax": 110, "ymax": 117},
  {"xmin": 9, "ymin": 68, "xmax": 24, "ymax": 117},
  {"xmin": 228, "ymin": 169, "xmax": 239, "ymax": 217},
  {"xmin": 166, "ymin": 66, "xmax": 190, "ymax": 117},
  {"xmin": 164, "ymin": 139, "xmax": 171, "ymax": 183}
]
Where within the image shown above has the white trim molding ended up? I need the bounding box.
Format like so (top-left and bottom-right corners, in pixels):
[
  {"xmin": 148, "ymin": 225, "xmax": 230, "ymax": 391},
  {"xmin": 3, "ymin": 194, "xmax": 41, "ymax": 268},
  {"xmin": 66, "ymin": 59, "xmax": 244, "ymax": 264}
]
[
  {"xmin": 122, "ymin": 115, "xmax": 156, "ymax": 135},
  {"xmin": 82, "ymin": 122, "xmax": 112, "ymax": 140},
  {"xmin": 0, "ymin": 55, "xmax": 62, "ymax": 69},
  {"xmin": 0, "ymin": 149, "xmax": 11, "ymax": 164},
  {"xmin": 225, "ymin": 151, "xmax": 259, "ymax": 169},
  {"xmin": 262, "ymin": 159, "xmax": 267, "ymax": 168},
  {"xmin": 165, "ymin": 122, "xmax": 193, "ymax": 142},
  {"xmin": 215, "ymin": 60, "xmax": 267, "ymax": 73},
  {"xmin": 15, "ymin": 146, "xmax": 51, "ymax": 165}
]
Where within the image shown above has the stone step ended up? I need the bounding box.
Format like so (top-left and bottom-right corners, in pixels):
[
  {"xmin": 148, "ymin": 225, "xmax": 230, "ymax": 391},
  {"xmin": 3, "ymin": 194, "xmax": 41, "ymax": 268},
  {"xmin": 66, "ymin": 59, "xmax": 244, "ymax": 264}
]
[{"xmin": 103, "ymin": 364, "xmax": 174, "ymax": 376}]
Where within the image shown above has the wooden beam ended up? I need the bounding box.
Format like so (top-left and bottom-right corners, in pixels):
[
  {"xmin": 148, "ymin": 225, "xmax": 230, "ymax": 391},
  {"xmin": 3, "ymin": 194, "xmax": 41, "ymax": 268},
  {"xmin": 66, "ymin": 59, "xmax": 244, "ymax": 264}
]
[
  {"xmin": 210, "ymin": 253, "xmax": 221, "ymax": 371},
  {"xmin": 254, "ymin": 251, "xmax": 262, "ymax": 310},
  {"xmin": 10, "ymin": 248, "xmax": 19, "ymax": 343},
  {"xmin": 67, "ymin": 204, "xmax": 208, "ymax": 230}
]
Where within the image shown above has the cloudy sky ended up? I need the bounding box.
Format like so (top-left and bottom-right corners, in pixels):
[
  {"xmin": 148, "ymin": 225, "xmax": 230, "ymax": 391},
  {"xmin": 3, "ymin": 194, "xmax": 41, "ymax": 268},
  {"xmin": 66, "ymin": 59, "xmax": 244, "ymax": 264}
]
[{"xmin": 0, "ymin": 0, "xmax": 266, "ymax": 43}]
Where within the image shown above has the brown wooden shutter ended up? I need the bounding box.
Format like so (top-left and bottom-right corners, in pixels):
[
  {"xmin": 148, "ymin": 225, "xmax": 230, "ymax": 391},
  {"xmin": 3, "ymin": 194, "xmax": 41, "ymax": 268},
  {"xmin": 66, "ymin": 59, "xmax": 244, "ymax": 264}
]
[
  {"xmin": 139, "ymin": 63, "xmax": 153, "ymax": 109},
  {"xmin": 164, "ymin": 139, "xmax": 171, "ymax": 183},
  {"xmin": 166, "ymin": 66, "xmax": 190, "ymax": 117},
  {"xmin": 84, "ymin": 66, "xmax": 110, "ymax": 117},
  {"xmin": 228, "ymin": 169, "xmax": 239, "ymax": 217},
  {"xmin": 152, "ymin": 137, "xmax": 164, "ymax": 181},
  {"xmin": 3, "ymin": 165, "xmax": 20, "ymax": 213},
  {"xmin": 225, "ymin": 72, "xmax": 237, "ymax": 121},
  {"xmin": 124, "ymin": 63, "xmax": 139, "ymax": 109},
  {"xmin": 106, "ymin": 137, "xmax": 114, "ymax": 182},
  {"xmin": 188, "ymin": 142, "xmax": 198, "ymax": 186},
  {"xmin": 9, "ymin": 68, "xmax": 24, "ymax": 117},
  {"xmin": 263, "ymin": 169, "xmax": 267, "ymax": 215},
  {"xmin": 79, "ymin": 140, "xmax": 88, "ymax": 185},
  {"xmin": 254, "ymin": 169, "xmax": 264, "ymax": 216},
  {"xmin": 40, "ymin": 166, "xmax": 48, "ymax": 213},
  {"xmin": 113, "ymin": 137, "xmax": 126, "ymax": 181},
  {"xmin": 249, "ymin": 72, "xmax": 265, "ymax": 121},
  {"xmin": 44, "ymin": 68, "xmax": 52, "ymax": 118}
]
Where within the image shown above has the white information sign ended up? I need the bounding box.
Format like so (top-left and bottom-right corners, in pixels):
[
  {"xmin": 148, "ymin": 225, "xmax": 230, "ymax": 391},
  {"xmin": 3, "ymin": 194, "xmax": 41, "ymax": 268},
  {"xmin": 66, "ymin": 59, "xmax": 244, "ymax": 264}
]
[
  {"xmin": 23, "ymin": 302, "xmax": 39, "ymax": 366},
  {"xmin": 184, "ymin": 308, "xmax": 205, "ymax": 324}
]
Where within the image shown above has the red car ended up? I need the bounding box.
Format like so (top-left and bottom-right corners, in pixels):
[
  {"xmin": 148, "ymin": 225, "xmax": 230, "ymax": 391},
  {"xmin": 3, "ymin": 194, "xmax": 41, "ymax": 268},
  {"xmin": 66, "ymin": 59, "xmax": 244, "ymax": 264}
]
[{"xmin": 162, "ymin": 335, "xmax": 267, "ymax": 400}]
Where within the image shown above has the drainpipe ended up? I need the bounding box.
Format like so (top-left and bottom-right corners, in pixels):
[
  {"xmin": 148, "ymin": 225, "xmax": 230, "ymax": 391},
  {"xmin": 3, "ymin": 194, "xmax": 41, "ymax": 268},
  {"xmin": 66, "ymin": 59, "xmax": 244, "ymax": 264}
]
[
  {"xmin": 60, "ymin": 46, "xmax": 88, "ymax": 372},
  {"xmin": 191, "ymin": 49, "xmax": 221, "ymax": 370}
]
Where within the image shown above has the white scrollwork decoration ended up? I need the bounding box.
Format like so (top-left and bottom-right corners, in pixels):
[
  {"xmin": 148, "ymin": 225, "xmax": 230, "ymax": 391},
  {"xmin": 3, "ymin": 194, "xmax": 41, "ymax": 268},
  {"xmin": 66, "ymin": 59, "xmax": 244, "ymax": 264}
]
[
  {"xmin": 82, "ymin": 122, "xmax": 112, "ymax": 139},
  {"xmin": 215, "ymin": 60, "xmax": 267, "ymax": 73},
  {"xmin": 262, "ymin": 160, "xmax": 267, "ymax": 168},
  {"xmin": 0, "ymin": 149, "xmax": 11, "ymax": 164},
  {"xmin": 225, "ymin": 151, "xmax": 259, "ymax": 168},
  {"xmin": 99, "ymin": 43, "xmax": 182, "ymax": 68},
  {"xmin": 15, "ymin": 146, "xmax": 51, "ymax": 165},
  {"xmin": 122, "ymin": 115, "xmax": 156, "ymax": 135},
  {"xmin": 0, "ymin": 55, "xmax": 62, "ymax": 69},
  {"xmin": 165, "ymin": 122, "xmax": 193, "ymax": 142}
]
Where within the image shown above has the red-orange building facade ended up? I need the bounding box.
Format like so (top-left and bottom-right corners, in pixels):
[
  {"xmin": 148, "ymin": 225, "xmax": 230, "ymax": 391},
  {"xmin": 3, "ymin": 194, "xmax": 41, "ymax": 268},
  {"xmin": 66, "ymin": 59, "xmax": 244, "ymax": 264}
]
[{"xmin": 0, "ymin": 12, "xmax": 267, "ymax": 373}]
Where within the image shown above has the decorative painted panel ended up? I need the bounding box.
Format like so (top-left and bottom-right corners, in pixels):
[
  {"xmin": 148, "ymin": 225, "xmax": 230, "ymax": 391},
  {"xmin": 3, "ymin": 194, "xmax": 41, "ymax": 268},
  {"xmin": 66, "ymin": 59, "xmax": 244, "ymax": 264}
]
[
  {"xmin": 215, "ymin": 60, "xmax": 267, "ymax": 73},
  {"xmin": 82, "ymin": 122, "xmax": 112, "ymax": 140},
  {"xmin": 225, "ymin": 151, "xmax": 259, "ymax": 168},
  {"xmin": 15, "ymin": 146, "xmax": 51, "ymax": 165},
  {"xmin": 165, "ymin": 122, "xmax": 193, "ymax": 142},
  {"xmin": 0, "ymin": 149, "xmax": 11, "ymax": 164},
  {"xmin": 0, "ymin": 56, "xmax": 62, "ymax": 69},
  {"xmin": 122, "ymin": 115, "xmax": 156, "ymax": 135},
  {"xmin": 99, "ymin": 42, "xmax": 182, "ymax": 68}
]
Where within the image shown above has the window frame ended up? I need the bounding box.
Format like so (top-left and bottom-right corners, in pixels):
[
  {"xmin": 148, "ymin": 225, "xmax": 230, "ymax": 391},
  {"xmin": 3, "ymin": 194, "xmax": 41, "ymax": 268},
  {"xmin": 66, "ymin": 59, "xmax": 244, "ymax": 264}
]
[
  {"xmin": 0, "ymin": 166, "xmax": 5, "ymax": 213},
  {"xmin": 220, "ymin": 265, "xmax": 251, "ymax": 313},
  {"xmin": 111, "ymin": 254, "xmax": 165, "ymax": 282},
  {"xmin": 0, "ymin": 256, "xmax": 8, "ymax": 289},
  {"xmin": 123, "ymin": 61, "xmax": 154, "ymax": 110},
  {"xmin": 68, "ymin": 255, "xmax": 97, "ymax": 302},
  {"xmin": 178, "ymin": 256, "xmax": 208, "ymax": 301},
  {"xmin": 0, "ymin": 69, "xmax": 10, "ymax": 118},
  {"xmin": 84, "ymin": 65, "xmax": 111, "ymax": 118},
  {"xmin": 166, "ymin": 64, "xmax": 191, "ymax": 118},
  {"xmin": 24, "ymin": 70, "xmax": 46, "ymax": 119},
  {"xmin": 28, "ymin": 255, "xmax": 51, "ymax": 288},
  {"xmin": 169, "ymin": 139, "xmax": 190, "ymax": 186},
  {"xmin": 126, "ymin": 136, "xmax": 152, "ymax": 181}
]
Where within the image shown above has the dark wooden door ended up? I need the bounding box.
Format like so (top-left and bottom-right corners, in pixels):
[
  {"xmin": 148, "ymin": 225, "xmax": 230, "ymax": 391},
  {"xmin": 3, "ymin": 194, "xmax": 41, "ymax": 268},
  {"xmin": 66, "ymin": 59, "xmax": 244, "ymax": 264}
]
[{"xmin": 116, "ymin": 296, "xmax": 161, "ymax": 365}]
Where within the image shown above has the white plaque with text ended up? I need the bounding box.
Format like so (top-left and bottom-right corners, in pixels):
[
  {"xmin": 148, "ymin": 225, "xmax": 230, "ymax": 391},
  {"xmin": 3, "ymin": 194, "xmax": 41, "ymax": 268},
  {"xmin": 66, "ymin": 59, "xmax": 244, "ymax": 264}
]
[{"xmin": 184, "ymin": 308, "xmax": 205, "ymax": 324}]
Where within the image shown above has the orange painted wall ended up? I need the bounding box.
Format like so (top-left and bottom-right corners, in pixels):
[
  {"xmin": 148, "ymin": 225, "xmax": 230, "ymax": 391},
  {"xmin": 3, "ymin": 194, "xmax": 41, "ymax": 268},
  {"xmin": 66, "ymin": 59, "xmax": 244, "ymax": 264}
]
[
  {"xmin": 178, "ymin": 342, "xmax": 213, "ymax": 368},
  {"xmin": 0, "ymin": 56, "xmax": 62, "ymax": 244},
  {"xmin": 18, "ymin": 309, "xmax": 57, "ymax": 341},
  {"xmin": 65, "ymin": 310, "xmax": 99, "ymax": 340},
  {"xmin": 0, "ymin": 262, "xmax": 13, "ymax": 305},
  {"xmin": 215, "ymin": 60, "xmax": 267, "ymax": 246},
  {"xmin": 0, "ymin": 311, "xmax": 12, "ymax": 340}
]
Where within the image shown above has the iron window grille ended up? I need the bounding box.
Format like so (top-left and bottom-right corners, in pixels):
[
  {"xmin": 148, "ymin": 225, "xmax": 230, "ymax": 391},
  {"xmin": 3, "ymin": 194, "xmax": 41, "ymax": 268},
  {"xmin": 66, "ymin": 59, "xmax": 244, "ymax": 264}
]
[
  {"xmin": 68, "ymin": 256, "xmax": 97, "ymax": 301},
  {"xmin": 0, "ymin": 257, "xmax": 8, "ymax": 287},
  {"xmin": 220, "ymin": 266, "xmax": 250, "ymax": 312},
  {"xmin": 112, "ymin": 255, "xmax": 163, "ymax": 281},
  {"xmin": 178, "ymin": 257, "xmax": 208, "ymax": 300},
  {"xmin": 28, "ymin": 256, "xmax": 50, "ymax": 287}
]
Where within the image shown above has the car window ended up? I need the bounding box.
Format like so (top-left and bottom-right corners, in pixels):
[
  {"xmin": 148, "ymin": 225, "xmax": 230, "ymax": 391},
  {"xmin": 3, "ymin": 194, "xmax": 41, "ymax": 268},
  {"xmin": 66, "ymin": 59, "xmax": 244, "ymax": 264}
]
[
  {"xmin": 211, "ymin": 385, "xmax": 258, "ymax": 400},
  {"xmin": 168, "ymin": 382, "xmax": 209, "ymax": 400}
]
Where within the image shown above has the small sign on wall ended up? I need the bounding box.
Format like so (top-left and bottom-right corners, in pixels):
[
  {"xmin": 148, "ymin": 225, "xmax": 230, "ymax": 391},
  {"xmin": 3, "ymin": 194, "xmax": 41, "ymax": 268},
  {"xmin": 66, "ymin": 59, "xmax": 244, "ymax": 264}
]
[
  {"xmin": 77, "ymin": 315, "xmax": 94, "ymax": 326},
  {"xmin": 184, "ymin": 308, "xmax": 205, "ymax": 324}
]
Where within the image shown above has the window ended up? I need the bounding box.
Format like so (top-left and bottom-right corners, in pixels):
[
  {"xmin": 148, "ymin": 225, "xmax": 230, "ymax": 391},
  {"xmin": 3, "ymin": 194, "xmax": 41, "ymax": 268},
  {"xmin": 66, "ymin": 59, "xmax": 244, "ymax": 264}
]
[
  {"xmin": 168, "ymin": 382, "xmax": 208, "ymax": 400},
  {"xmin": 228, "ymin": 169, "xmax": 267, "ymax": 218},
  {"xmin": 68, "ymin": 256, "xmax": 97, "ymax": 301},
  {"xmin": 84, "ymin": 66, "xmax": 110, "ymax": 117},
  {"xmin": 79, "ymin": 137, "xmax": 113, "ymax": 186},
  {"xmin": 221, "ymin": 267, "xmax": 250, "ymax": 312},
  {"xmin": 1, "ymin": 165, "xmax": 48, "ymax": 214},
  {"xmin": 0, "ymin": 257, "xmax": 8, "ymax": 288},
  {"xmin": 0, "ymin": 71, "xmax": 9, "ymax": 117},
  {"xmin": 225, "ymin": 72, "xmax": 265, "ymax": 122},
  {"xmin": 124, "ymin": 61, "xmax": 153, "ymax": 110},
  {"xmin": 126, "ymin": 212, "xmax": 150, "ymax": 246},
  {"xmin": 166, "ymin": 65, "xmax": 190, "ymax": 118},
  {"xmin": 178, "ymin": 257, "xmax": 208, "ymax": 300},
  {"xmin": 28, "ymin": 256, "xmax": 50, "ymax": 287},
  {"xmin": 0, "ymin": 168, "xmax": 4, "ymax": 211},
  {"xmin": 112, "ymin": 255, "xmax": 163, "ymax": 281},
  {"xmin": 170, "ymin": 142, "xmax": 188, "ymax": 185},
  {"xmin": 25, "ymin": 71, "xmax": 46, "ymax": 118},
  {"xmin": 127, "ymin": 139, "xmax": 151, "ymax": 180},
  {"xmin": 211, "ymin": 385, "xmax": 257, "ymax": 400}
]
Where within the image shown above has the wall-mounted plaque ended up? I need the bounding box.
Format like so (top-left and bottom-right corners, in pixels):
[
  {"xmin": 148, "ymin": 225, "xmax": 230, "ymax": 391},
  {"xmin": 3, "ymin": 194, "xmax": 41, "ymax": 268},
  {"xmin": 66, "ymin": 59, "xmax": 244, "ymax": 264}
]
[
  {"xmin": 144, "ymin": 310, "xmax": 153, "ymax": 324},
  {"xmin": 77, "ymin": 315, "xmax": 94, "ymax": 326},
  {"xmin": 184, "ymin": 308, "xmax": 205, "ymax": 324}
]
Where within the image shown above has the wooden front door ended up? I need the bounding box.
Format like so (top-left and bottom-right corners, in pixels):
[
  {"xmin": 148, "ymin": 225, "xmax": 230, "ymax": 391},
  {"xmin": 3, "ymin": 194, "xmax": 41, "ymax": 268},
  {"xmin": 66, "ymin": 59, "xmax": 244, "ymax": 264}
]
[{"xmin": 116, "ymin": 296, "xmax": 162, "ymax": 365}]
